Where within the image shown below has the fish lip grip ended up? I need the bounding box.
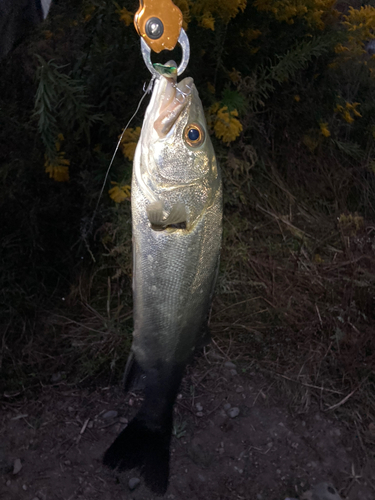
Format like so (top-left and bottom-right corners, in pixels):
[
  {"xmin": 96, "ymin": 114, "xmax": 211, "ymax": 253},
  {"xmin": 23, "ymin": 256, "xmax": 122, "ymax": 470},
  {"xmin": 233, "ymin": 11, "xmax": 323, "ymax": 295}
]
[
  {"xmin": 135, "ymin": 0, "xmax": 190, "ymax": 77},
  {"xmin": 140, "ymin": 28, "xmax": 190, "ymax": 77}
]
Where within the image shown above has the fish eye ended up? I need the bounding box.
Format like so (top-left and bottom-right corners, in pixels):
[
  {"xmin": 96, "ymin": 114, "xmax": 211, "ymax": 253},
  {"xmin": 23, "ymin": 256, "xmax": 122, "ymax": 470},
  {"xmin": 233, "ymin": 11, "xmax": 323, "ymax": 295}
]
[{"xmin": 184, "ymin": 123, "xmax": 205, "ymax": 148}]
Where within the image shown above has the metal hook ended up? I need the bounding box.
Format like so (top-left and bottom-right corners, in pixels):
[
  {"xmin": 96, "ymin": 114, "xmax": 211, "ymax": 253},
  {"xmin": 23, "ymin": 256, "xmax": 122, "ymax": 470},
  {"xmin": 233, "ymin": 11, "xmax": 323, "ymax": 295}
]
[{"xmin": 140, "ymin": 28, "xmax": 190, "ymax": 78}]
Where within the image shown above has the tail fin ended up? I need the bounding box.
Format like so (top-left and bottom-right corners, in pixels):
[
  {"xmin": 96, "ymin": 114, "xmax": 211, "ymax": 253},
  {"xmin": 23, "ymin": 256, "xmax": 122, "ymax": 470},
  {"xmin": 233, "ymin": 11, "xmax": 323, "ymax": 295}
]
[
  {"xmin": 103, "ymin": 414, "xmax": 172, "ymax": 494},
  {"xmin": 103, "ymin": 363, "xmax": 184, "ymax": 495}
]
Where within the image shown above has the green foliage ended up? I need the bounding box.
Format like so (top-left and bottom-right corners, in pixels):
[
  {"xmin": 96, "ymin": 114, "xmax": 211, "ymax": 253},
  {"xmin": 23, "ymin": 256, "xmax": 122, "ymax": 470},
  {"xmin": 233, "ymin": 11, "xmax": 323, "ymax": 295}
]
[
  {"xmin": 33, "ymin": 56, "xmax": 103, "ymax": 159},
  {"xmin": 221, "ymin": 88, "xmax": 247, "ymax": 113},
  {"xmin": 267, "ymin": 34, "xmax": 336, "ymax": 84}
]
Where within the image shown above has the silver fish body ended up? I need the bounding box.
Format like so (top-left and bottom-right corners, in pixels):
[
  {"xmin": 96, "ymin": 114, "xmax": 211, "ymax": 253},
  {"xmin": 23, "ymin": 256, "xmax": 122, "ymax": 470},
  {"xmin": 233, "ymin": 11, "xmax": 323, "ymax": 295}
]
[
  {"xmin": 103, "ymin": 69, "xmax": 222, "ymax": 494},
  {"xmin": 131, "ymin": 73, "xmax": 222, "ymax": 370}
]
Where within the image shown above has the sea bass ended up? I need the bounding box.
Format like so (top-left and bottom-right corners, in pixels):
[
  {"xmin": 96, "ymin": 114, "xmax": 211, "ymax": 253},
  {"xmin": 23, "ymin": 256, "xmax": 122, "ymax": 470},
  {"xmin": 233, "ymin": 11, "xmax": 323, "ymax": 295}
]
[{"xmin": 103, "ymin": 65, "xmax": 222, "ymax": 494}]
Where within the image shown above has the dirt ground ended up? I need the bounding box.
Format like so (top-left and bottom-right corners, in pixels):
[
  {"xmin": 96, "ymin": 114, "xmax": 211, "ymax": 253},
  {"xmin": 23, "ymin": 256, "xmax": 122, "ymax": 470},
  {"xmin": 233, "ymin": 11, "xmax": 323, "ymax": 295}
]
[{"xmin": 1, "ymin": 350, "xmax": 374, "ymax": 500}]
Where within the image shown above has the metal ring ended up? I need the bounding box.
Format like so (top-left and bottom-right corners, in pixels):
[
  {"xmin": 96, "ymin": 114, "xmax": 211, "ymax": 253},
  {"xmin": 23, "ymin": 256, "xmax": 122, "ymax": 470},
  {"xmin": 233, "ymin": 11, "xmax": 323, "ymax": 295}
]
[{"xmin": 140, "ymin": 28, "xmax": 190, "ymax": 78}]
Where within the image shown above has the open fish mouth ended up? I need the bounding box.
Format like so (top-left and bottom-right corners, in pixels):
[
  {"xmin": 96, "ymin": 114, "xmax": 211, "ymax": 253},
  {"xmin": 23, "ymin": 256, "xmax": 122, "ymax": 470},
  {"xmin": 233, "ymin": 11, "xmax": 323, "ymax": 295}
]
[{"xmin": 153, "ymin": 62, "xmax": 194, "ymax": 137}]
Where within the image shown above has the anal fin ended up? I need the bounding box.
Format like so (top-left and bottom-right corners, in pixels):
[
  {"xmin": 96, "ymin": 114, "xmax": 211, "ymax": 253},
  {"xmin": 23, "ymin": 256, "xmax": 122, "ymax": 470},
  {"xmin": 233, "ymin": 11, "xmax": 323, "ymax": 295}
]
[{"xmin": 122, "ymin": 351, "xmax": 146, "ymax": 393}]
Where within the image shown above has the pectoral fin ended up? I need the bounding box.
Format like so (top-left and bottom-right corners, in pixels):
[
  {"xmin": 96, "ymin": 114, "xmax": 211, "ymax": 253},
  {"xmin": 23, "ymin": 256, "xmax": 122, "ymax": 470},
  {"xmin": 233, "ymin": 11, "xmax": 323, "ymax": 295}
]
[
  {"xmin": 163, "ymin": 203, "xmax": 187, "ymax": 226},
  {"xmin": 147, "ymin": 201, "xmax": 187, "ymax": 230},
  {"xmin": 146, "ymin": 200, "xmax": 165, "ymax": 226}
]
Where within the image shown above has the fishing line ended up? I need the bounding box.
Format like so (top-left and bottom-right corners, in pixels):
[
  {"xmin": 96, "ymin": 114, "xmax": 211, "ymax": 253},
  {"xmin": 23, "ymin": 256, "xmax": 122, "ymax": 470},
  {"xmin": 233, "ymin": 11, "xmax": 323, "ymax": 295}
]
[
  {"xmin": 80, "ymin": 76, "xmax": 156, "ymax": 261},
  {"xmin": 93, "ymin": 75, "xmax": 156, "ymax": 217}
]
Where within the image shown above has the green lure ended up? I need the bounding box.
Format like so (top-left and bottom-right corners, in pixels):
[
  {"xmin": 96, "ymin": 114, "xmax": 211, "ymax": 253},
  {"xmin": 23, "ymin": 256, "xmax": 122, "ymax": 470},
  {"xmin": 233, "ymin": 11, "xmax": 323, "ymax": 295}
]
[{"xmin": 153, "ymin": 63, "xmax": 178, "ymax": 77}]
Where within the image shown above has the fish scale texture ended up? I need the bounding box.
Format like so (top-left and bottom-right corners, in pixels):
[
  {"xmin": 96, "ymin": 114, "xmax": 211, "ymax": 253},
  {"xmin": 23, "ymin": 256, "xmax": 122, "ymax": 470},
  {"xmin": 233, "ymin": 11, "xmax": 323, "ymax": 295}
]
[{"xmin": 131, "ymin": 177, "xmax": 222, "ymax": 369}]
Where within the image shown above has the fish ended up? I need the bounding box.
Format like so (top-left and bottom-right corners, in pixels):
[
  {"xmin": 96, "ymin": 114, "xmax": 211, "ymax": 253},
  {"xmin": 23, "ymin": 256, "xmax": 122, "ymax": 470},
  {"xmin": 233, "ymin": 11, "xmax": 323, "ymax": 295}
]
[{"xmin": 103, "ymin": 63, "xmax": 222, "ymax": 495}]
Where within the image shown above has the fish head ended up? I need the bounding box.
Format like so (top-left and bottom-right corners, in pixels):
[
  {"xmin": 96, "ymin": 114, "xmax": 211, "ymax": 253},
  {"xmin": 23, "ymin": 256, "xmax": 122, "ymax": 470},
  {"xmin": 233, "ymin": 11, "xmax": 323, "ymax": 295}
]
[{"xmin": 142, "ymin": 66, "xmax": 217, "ymax": 187}]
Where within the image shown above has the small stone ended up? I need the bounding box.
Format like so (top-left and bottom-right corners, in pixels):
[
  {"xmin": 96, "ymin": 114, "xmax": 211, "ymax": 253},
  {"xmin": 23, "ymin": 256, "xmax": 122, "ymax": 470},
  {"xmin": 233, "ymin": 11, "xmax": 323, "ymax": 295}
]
[
  {"xmin": 22, "ymin": 484, "xmax": 27, "ymax": 490},
  {"xmin": 196, "ymin": 403, "xmax": 203, "ymax": 412},
  {"xmin": 196, "ymin": 412, "xmax": 203, "ymax": 417},
  {"xmin": 224, "ymin": 361, "xmax": 236, "ymax": 369},
  {"xmin": 13, "ymin": 459, "xmax": 22, "ymax": 475},
  {"xmin": 227, "ymin": 407, "xmax": 240, "ymax": 418},
  {"xmin": 6, "ymin": 480, "xmax": 11, "ymax": 486},
  {"xmin": 102, "ymin": 410, "xmax": 118, "ymax": 420},
  {"xmin": 128, "ymin": 477, "xmax": 140, "ymax": 491},
  {"xmin": 330, "ymin": 428, "xmax": 341, "ymax": 437},
  {"xmin": 64, "ymin": 460, "xmax": 71, "ymax": 466},
  {"xmin": 310, "ymin": 482, "xmax": 342, "ymax": 500},
  {"xmin": 223, "ymin": 403, "xmax": 231, "ymax": 411},
  {"xmin": 119, "ymin": 417, "xmax": 128, "ymax": 424},
  {"xmin": 198, "ymin": 474, "xmax": 206, "ymax": 482},
  {"xmin": 236, "ymin": 386, "xmax": 244, "ymax": 393},
  {"xmin": 50, "ymin": 372, "xmax": 62, "ymax": 383},
  {"xmin": 87, "ymin": 420, "xmax": 93, "ymax": 429},
  {"xmin": 230, "ymin": 369, "xmax": 238, "ymax": 376},
  {"xmin": 208, "ymin": 351, "xmax": 223, "ymax": 360}
]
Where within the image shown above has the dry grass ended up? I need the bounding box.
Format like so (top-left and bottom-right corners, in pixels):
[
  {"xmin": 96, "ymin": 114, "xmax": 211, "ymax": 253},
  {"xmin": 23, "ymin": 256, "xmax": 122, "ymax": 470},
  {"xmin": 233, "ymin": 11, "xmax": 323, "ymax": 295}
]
[{"xmin": 209, "ymin": 156, "xmax": 375, "ymax": 455}]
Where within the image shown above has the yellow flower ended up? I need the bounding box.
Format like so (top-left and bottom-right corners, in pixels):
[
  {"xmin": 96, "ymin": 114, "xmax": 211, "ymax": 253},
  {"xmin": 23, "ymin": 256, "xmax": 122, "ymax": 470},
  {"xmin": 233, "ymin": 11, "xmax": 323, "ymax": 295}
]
[
  {"xmin": 83, "ymin": 3, "xmax": 96, "ymax": 22},
  {"xmin": 319, "ymin": 122, "xmax": 330, "ymax": 137},
  {"xmin": 108, "ymin": 183, "xmax": 131, "ymax": 203},
  {"xmin": 294, "ymin": 95, "xmax": 300, "ymax": 102},
  {"xmin": 213, "ymin": 106, "xmax": 243, "ymax": 144},
  {"xmin": 334, "ymin": 101, "xmax": 361, "ymax": 123},
  {"xmin": 343, "ymin": 6, "xmax": 375, "ymax": 39},
  {"xmin": 244, "ymin": 28, "xmax": 262, "ymax": 42},
  {"xmin": 44, "ymin": 155, "xmax": 70, "ymax": 182},
  {"xmin": 254, "ymin": 0, "xmax": 337, "ymax": 28},
  {"xmin": 342, "ymin": 110, "xmax": 354, "ymax": 124},
  {"xmin": 207, "ymin": 82, "xmax": 215, "ymax": 94},
  {"xmin": 347, "ymin": 102, "xmax": 362, "ymax": 118},
  {"xmin": 55, "ymin": 133, "xmax": 65, "ymax": 152},
  {"xmin": 44, "ymin": 133, "xmax": 70, "ymax": 182},
  {"xmin": 334, "ymin": 43, "xmax": 348, "ymax": 54},
  {"xmin": 44, "ymin": 30, "xmax": 53, "ymax": 40},
  {"xmin": 191, "ymin": 0, "xmax": 246, "ymax": 25},
  {"xmin": 303, "ymin": 133, "xmax": 319, "ymax": 153},
  {"xmin": 200, "ymin": 12, "xmax": 215, "ymax": 31},
  {"xmin": 118, "ymin": 7, "xmax": 133, "ymax": 27},
  {"xmin": 229, "ymin": 68, "xmax": 242, "ymax": 84},
  {"xmin": 119, "ymin": 127, "xmax": 141, "ymax": 161},
  {"xmin": 338, "ymin": 6, "xmax": 375, "ymax": 57}
]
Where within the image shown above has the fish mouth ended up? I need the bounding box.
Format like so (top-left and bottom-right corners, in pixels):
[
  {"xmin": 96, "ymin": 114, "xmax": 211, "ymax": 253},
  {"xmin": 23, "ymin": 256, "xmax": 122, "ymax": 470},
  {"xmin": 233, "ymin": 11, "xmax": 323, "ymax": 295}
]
[{"xmin": 153, "ymin": 63, "xmax": 193, "ymax": 137}]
